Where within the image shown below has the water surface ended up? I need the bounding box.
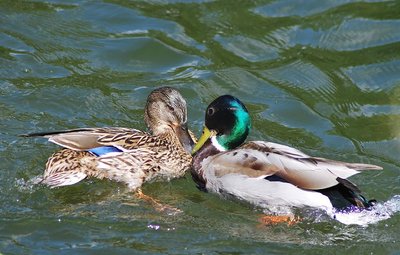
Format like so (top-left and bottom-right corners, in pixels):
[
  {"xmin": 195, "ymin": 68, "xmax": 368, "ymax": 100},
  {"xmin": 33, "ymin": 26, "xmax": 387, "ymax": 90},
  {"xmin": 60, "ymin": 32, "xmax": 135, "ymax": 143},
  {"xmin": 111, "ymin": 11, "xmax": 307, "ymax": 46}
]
[{"xmin": 1, "ymin": 0, "xmax": 400, "ymax": 254}]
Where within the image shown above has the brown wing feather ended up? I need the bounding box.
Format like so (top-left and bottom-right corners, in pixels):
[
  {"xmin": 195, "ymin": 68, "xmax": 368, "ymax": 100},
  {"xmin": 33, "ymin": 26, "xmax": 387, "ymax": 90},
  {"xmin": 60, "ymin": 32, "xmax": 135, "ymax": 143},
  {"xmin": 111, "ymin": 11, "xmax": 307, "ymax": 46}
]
[
  {"xmin": 208, "ymin": 149, "xmax": 281, "ymax": 178},
  {"xmin": 41, "ymin": 149, "xmax": 98, "ymax": 187},
  {"xmin": 211, "ymin": 141, "xmax": 382, "ymax": 190},
  {"xmin": 23, "ymin": 127, "xmax": 153, "ymax": 151},
  {"xmin": 96, "ymin": 149, "xmax": 161, "ymax": 189}
]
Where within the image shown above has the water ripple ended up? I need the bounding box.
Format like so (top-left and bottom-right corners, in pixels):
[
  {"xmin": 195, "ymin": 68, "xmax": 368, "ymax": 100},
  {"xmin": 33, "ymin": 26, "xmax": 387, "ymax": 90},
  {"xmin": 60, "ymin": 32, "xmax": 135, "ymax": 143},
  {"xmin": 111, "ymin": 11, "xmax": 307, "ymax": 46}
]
[
  {"xmin": 342, "ymin": 59, "xmax": 400, "ymax": 91},
  {"xmin": 260, "ymin": 60, "xmax": 334, "ymax": 91},
  {"xmin": 214, "ymin": 34, "xmax": 280, "ymax": 62},
  {"xmin": 88, "ymin": 37, "xmax": 208, "ymax": 73},
  {"xmin": 1, "ymin": 0, "xmax": 400, "ymax": 253},
  {"xmin": 269, "ymin": 18, "xmax": 400, "ymax": 51},
  {"xmin": 82, "ymin": 2, "xmax": 206, "ymax": 51},
  {"xmin": 253, "ymin": 0, "xmax": 389, "ymax": 18}
]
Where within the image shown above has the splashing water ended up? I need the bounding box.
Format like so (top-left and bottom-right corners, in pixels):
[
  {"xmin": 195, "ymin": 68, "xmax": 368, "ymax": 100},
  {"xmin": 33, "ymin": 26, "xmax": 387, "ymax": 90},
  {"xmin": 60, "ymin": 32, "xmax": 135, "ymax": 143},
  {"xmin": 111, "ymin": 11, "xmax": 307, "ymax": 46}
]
[
  {"xmin": 334, "ymin": 195, "xmax": 400, "ymax": 226},
  {"xmin": 262, "ymin": 196, "xmax": 400, "ymax": 226},
  {"xmin": 15, "ymin": 176, "xmax": 43, "ymax": 192}
]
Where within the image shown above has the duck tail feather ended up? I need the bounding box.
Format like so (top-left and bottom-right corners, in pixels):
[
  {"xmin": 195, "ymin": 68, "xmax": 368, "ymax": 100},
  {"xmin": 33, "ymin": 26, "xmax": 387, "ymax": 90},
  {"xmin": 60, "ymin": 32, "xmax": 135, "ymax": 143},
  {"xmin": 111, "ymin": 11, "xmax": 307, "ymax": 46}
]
[
  {"xmin": 336, "ymin": 177, "xmax": 361, "ymax": 193},
  {"xmin": 19, "ymin": 128, "xmax": 93, "ymax": 138}
]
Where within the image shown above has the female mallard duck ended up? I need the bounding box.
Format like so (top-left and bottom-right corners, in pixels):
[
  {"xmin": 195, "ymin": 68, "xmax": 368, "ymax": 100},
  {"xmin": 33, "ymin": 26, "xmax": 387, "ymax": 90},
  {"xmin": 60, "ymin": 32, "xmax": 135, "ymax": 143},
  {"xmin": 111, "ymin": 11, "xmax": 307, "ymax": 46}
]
[
  {"xmin": 22, "ymin": 87, "xmax": 195, "ymax": 190},
  {"xmin": 191, "ymin": 95, "xmax": 382, "ymax": 221}
]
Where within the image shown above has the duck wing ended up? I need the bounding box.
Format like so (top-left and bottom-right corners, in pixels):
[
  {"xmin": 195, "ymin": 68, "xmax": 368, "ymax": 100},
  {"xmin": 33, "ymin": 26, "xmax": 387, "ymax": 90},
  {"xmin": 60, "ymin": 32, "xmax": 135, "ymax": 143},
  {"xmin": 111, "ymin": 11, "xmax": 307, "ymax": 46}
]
[
  {"xmin": 96, "ymin": 148, "xmax": 159, "ymax": 189},
  {"xmin": 20, "ymin": 127, "xmax": 151, "ymax": 151},
  {"xmin": 211, "ymin": 141, "xmax": 382, "ymax": 190}
]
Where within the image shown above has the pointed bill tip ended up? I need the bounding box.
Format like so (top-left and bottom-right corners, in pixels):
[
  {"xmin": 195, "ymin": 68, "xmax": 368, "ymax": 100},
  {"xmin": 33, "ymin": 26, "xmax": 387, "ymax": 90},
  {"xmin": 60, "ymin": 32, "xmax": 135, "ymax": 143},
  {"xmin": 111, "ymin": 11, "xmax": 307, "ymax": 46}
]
[{"xmin": 191, "ymin": 126, "xmax": 214, "ymax": 155}]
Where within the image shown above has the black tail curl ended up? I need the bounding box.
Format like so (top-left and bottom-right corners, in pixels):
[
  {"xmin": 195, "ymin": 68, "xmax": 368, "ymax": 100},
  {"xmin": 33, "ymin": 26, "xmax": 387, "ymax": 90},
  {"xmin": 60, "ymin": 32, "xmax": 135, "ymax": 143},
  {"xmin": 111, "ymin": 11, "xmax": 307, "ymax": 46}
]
[{"xmin": 318, "ymin": 177, "xmax": 376, "ymax": 210}]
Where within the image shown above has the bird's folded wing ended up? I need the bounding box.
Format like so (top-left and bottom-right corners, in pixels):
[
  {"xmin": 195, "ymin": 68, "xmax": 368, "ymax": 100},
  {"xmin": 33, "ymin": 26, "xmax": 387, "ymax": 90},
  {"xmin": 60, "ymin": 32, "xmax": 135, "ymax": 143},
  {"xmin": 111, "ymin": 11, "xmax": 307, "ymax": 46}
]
[
  {"xmin": 21, "ymin": 127, "xmax": 148, "ymax": 151},
  {"xmin": 211, "ymin": 141, "xmax": 382, "ymax": 190}
]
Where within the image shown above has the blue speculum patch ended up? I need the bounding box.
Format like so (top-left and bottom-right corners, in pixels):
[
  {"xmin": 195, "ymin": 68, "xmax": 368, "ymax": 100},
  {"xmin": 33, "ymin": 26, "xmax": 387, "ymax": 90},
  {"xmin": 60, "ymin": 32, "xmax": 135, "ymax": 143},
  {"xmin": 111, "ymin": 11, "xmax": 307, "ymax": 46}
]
[{"xmin": 89, "ymin": 146, "xmax": 123, "ymax": 156}]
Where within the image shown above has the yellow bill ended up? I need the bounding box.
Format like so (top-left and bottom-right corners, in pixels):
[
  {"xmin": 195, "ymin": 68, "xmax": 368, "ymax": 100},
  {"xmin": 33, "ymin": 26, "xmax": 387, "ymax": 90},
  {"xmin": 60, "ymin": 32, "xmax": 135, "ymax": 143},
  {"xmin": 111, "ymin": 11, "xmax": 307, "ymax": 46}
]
[{"xmin": 191, "ymin": 126, "xmax": 216, "ymax": 155}]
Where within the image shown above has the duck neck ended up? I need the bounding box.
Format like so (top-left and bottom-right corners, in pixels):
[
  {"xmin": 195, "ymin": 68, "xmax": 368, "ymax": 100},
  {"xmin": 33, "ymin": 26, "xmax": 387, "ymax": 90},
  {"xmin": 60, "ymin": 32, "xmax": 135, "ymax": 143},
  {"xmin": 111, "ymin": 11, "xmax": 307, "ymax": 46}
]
[
  {"xmin": 159, "ymin": 131, "xmax": 183, "ymax": 149},
  {"xmin": 191, "ymin": 139, "xmax": 221, "ymax": 190},
  {"xmin": 192, "ymin": 139, "xmax": 221, "ymax": 171}
]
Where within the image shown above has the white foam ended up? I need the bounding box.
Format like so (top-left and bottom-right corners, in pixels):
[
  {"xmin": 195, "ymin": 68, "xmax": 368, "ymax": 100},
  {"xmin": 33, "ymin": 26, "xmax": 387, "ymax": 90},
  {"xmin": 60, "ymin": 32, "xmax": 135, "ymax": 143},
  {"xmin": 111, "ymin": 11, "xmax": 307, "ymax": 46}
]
[{"xmin": 334, "ymin": 195, "xmax": 400, "ymax": 226}]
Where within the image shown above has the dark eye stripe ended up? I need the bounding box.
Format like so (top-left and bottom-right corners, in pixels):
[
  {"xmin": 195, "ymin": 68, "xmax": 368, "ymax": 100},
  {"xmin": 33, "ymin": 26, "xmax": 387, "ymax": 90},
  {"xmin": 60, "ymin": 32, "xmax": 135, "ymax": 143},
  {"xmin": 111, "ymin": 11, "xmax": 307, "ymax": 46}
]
[{"xmin": 166, "ymin": 104, "xmax": 175, "ymax": 111}]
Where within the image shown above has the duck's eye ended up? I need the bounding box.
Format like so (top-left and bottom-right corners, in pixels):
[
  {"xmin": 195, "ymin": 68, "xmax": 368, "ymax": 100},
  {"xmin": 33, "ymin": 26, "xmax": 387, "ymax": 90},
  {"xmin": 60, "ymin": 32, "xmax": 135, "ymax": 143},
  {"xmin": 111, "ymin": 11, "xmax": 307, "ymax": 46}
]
[
  {"xmin": 166, "ymin": 104, "xmax": 175, "ymax": 112},
  {"xmin": 207, "ymin": 107, "xmax": 215, "ymax": 116}
]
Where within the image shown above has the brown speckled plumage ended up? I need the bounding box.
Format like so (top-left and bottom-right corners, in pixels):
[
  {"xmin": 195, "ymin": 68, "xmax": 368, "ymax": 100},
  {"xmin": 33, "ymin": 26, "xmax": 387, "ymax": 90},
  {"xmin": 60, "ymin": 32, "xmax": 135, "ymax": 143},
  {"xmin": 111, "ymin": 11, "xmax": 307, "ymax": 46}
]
[{"xmin": 22, "ymin": 87, "xmax": 194, "ymax": 190}]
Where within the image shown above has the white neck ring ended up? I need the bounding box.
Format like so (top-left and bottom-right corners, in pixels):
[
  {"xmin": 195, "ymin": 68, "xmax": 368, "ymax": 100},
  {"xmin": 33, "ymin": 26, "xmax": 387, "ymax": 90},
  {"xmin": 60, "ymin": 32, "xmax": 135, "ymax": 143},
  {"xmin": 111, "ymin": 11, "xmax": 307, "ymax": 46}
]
[{"xmin": 211, "ymin": 136, "xmax": 227, "ymax": 152}]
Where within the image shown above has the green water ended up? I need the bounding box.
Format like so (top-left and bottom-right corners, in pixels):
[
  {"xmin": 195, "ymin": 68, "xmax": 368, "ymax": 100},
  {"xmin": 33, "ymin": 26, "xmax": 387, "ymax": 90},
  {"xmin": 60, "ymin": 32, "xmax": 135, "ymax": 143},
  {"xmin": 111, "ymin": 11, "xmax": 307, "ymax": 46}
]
[{"xmin": 1, "ymin": 0, "xmax": 400, "ymax": 254}]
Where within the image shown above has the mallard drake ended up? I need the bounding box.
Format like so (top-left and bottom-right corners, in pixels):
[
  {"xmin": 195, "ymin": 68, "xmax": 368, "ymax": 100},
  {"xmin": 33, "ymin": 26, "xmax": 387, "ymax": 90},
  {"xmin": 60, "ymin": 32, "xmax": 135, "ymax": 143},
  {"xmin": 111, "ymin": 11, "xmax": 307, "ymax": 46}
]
[
  {"xmin": 22, "ymin": 87, "xmax": 195, "ymax": 190},
  {"xmin": 191, "ymin": 95, "xmax": 382, "ymax": 220}
]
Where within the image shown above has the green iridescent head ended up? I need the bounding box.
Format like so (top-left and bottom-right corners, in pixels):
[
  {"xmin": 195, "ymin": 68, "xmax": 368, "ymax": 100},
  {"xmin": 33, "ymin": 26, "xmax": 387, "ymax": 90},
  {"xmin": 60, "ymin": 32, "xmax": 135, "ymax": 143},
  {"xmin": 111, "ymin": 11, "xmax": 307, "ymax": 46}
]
[{"xmin": 192, "ymin": 95, "xmax": 251, "ymax": 154}]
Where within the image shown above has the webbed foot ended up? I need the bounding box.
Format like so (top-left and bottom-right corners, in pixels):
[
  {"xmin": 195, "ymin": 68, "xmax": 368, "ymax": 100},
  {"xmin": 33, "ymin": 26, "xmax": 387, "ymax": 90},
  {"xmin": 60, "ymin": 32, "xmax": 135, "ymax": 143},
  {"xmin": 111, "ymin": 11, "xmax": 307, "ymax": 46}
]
[
  {"xmin": 135, "ymin": 188, "xmax": 182, "ymax": 215},
  {"xmin": 258, "ymin": 214, "xmax": 300, "ymax": 226}
]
